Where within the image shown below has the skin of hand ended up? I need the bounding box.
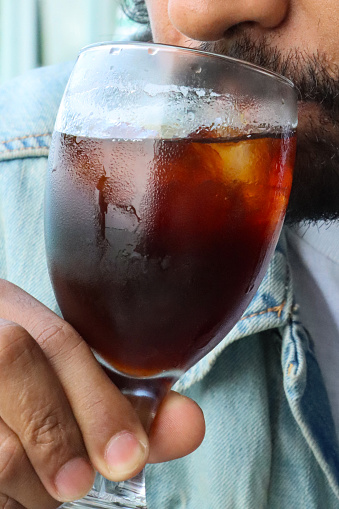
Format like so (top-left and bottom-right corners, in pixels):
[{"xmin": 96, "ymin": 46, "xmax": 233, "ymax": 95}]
[{"xmin": 0, "ymin": 279, "xmax": 205, "ymax": 509}]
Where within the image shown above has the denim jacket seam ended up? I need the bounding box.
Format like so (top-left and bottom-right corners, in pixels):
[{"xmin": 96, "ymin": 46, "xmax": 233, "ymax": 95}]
[
  {"xmin": 0, "ymin": 133, "xmax": 52, "ymax": 145},
  {"xmin": 237, "ymin": 247, "xmax": 292, "ymax": 334},
  {"xmin": 1, "ymin": 146, "xmax": 49, "ymax": 154},
  {"xmin": 240, "ymin": 300, "xmax": 286, "ymax": 322},
  {"xmin": 0, "ymin": 133, "xmax": 52, "ymax": 162}
]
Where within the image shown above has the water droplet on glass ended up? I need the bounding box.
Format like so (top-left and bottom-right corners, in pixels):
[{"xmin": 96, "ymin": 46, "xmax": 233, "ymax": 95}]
[
  {"xmin": 281, "ymin": 98, "xmax": 285, "ymax": 105},
  {"xmin": 110, "ymin": 48, "xmax": 121, "ymax": 55},
  {"xmin": 192, "ymin": 64, "xmax": 202, "ymax": 74},
  {"xmin": 148, "ymin": 47, "xmax": 159, "ymax": 55},
  {"xmin": 187, "ymin": 110, "xmax": 195, "ymax": 121}
]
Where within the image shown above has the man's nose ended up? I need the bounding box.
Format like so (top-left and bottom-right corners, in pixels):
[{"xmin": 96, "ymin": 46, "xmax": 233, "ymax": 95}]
[{"xmin": 168, "ymin": 0, "xmax": 289, "ymax": 41}]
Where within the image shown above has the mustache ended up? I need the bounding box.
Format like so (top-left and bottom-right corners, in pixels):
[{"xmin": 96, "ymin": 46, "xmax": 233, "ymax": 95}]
[
  {"xmin": 200, "ymin": 36, "xmax": 339, "ymax": 117},
  {"xmin": 200, "ymin": 35, "xmax": 339, "ymax": 224}
]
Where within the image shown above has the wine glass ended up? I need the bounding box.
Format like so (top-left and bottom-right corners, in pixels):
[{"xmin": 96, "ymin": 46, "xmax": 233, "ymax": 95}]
[{"xmin": 45, "ymin": 42, "xmax": 297, "ymax": 508}]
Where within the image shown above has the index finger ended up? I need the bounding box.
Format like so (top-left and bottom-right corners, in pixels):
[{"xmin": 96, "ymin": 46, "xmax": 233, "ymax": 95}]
[
  {"xmin": 0, "ymin": 318, "xmax": 95, "ymax": 504},
  {"xmin": 0, "ymin": 280, "xmax": 149, "ymax": 482}
]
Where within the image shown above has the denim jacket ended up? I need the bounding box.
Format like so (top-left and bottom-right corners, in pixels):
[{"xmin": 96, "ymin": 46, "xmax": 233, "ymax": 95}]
[{"xmin": 1, "ymin": 63, "xmax": 339, "ymax": 509}]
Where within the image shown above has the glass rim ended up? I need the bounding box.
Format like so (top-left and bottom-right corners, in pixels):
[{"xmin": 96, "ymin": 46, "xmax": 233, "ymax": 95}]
[{"xmin": 78, "ymin": 40, "xmax": 295, "ymax": 91}]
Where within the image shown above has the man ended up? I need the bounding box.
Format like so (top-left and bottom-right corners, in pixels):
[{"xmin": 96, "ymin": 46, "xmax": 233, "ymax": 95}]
[{"xmin": 0, "ymin": 0, "xmax": 338, "ymax": 507}]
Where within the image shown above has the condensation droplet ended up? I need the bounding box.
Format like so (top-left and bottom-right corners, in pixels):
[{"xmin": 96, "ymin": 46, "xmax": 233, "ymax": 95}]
[
  {"xmin": 126, "ymin": 205, "xmax": 141, "ymax": 221},
  {"xmin": 281, "ymin": 98, "xmax": 285, "ymax": 105},
  {"xmin": 187, "ymin": 110, "xmax": 195, "ymax": 121},
  {"xmin": 192, "ymin": 64, "xmax": 202, "ymax": 74},
  {"xmin": 148, "ymin": 47, "xmax": 159, "ymax": 55}
]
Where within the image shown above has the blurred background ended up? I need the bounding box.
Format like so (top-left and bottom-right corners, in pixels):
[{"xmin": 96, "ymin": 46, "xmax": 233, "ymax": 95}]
[{"xmin": 0, "ymin": 0, "xmax": 147, "ymax": 84}]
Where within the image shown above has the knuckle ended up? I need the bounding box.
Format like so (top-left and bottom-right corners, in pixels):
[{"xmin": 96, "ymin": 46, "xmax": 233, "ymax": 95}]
[
  {"xmin": 23, "ymin": 404, "xmax": 66, "ymax": 448},
  {"xmin": 0, "ymin": 322, "xmax": 34, "ymax": 369},
  {"xmin": 0, "ymin": 433, "xmax": 24, "ymax": 486},
  {"xmin": 34, "ymin": 321, "xmax": 69, "ymax": 350},
  {"xmin": 33, "ymin": 320, "xmax": 84, "ymax": 360},
  {"xmin": 81, "ymin": 393, "xmax": 106, "ymax": 414}
]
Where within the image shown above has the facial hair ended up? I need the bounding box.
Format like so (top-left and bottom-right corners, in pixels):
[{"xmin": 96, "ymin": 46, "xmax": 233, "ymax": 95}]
[{"xmin": 201, "ymin": 36, "xmax": 339, "ymax": 225}]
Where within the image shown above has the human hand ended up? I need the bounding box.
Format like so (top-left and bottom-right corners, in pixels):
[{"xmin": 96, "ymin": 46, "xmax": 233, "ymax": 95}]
[{"xmin": 0, "ymin": 280, "xmax": 205, "ymax": 509}]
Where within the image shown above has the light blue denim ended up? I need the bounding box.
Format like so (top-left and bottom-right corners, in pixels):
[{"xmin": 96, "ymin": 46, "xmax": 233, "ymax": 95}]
[{"xmin": 0, "ymin": 63, "xmax": 339, "ymax": 509}]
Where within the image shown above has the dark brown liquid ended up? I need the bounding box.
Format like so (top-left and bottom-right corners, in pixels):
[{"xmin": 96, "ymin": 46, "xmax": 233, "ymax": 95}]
[{"xmin": 45, "ymin": 132, "xmax": 295, "ymax": 377}]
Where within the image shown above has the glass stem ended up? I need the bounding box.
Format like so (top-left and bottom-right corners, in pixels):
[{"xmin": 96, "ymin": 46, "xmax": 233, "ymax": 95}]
[{"xmin": 87, "ymin": 468, "xmax": 147, "ymax": 508}]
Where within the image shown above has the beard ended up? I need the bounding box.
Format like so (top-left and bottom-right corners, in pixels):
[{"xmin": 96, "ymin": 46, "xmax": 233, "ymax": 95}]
[{"xmin": 200, "ymin": 35, "xmax": 339, "ymax": 225}]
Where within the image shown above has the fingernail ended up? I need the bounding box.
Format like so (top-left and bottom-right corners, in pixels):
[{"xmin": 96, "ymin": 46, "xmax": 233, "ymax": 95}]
[
  {"xmin": 54, "ymin": 457, "xmax": 95, "ymax": 501},
  {"xmin": 105, "ymin": 431, "xmax": 147, "ymax": 477}
]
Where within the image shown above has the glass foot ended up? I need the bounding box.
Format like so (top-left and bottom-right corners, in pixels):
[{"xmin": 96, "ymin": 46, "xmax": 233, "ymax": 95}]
[{"xmin": 61, "ymin": 472, "xmax": 146, "ymax": 509}]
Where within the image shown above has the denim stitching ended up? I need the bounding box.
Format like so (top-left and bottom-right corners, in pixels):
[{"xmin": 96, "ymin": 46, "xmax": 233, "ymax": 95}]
[
  {"xmin": 1, "ymin": 145, "xmax": 50, "ymax": 153},
  {"xmin": 0, "ymin": 133, "xmax": 52, "ymax": 145},
  {"xmin": 241, "ymin": 301, "xmax": 286, "ymax": 321}
]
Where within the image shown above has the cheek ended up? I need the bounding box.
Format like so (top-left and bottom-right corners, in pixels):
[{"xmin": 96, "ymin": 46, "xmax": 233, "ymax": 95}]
[
  {"xmin": 273, "ymin": 1, "xmax": 339, "ymax": 69},
  {"xmin": 312, "ymin": 0, "xmax": 339, "ymax": 61}
]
